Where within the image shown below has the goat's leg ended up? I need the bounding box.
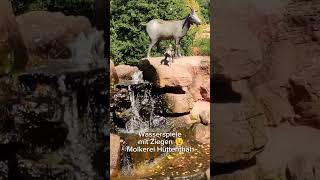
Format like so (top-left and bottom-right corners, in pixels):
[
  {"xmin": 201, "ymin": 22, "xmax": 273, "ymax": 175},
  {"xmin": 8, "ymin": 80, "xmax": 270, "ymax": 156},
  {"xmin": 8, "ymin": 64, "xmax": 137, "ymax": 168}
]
[
  {"xmin": 175, "ymin": 38, "xmax": 182, "ymax": 58},
  {"xmin": 147, "ymin": 39, "xmax": 157, "ymax": 59},
  {"xmin": 175, "ymin": 39, "xmax": 180, "ymax": 58},
  {"xmin": 178, "ymin": 39, "xmax": 182, "ymax": 57}
]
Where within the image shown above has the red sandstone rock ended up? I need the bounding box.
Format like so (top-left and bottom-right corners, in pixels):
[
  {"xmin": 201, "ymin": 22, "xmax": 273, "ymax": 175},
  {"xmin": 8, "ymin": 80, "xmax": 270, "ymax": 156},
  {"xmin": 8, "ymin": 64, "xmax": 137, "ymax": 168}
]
[{"xmin": 115, "ymin": 65, "xmax": 139, "ymax": 82}]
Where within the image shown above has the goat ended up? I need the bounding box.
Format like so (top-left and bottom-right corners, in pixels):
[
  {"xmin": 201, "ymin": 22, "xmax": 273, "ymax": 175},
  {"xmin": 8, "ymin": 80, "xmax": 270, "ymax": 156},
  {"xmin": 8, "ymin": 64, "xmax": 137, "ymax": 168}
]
[{"xmin": 145, "ymin": 6, "xmax": 201, "ymax": 59}]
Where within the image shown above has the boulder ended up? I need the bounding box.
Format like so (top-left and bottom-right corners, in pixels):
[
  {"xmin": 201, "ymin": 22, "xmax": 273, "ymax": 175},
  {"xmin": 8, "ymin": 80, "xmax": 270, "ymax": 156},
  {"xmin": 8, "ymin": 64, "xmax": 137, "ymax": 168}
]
[
  {"xmin": 212, "ymin": 80, "xmax": 267, "ymax": 164},
  {"xmin": 286, "ymin": 155, "xmax": 320, "ymax": 180},
  {"xmin": 252, "ymin": 80, "xmax": 295, "ymax": 126},
  {"xmin": 190, "ymin": 101, "xmax": 210, "ymax": 124},
  {"xmin": 200, "ymin": 78, "xmax": 210, "ymax": 102},
  {"xmin": 110, "ymin": 60, "xmax": 119, "ymax": 84},
  {"xmin": 17, "ymin": 11, "xmax": 92, "ymax": 60},
  {"xmin": 188, "ymin": 76, "xmax": 203, "ymax": 101},
  {"xmin": 287, "ymin": 63, "xmax": 320, "ymax": 129},
  {"xmin": 110, "ymin": 134, "xmax": 121, "ymax": 177},
  {"xmin": 188, "ymin": 75, "xmax": 210, "ymax": 102},
  {"xmin": 213, "ymin": 103, "xmax": 267, "ymax": 163},
  {"xmin": 199, "ymin": 110, "xmax": 210, "ymax": 125},
  {"xmin": 0, "ymin": 0, "xmax": 28, "ymax": 74},
  {"xmin": 192, "ymin": 123, "xmax": 210, "ymax": 144},
  {"xmin": 163, "ymin": 93, "xmax": 193, "ymax": 114},
  {"xmin": 169, "ymin": 115, "xmax": 197, "ymax": 128},
  {"xmin": 257, "ymin": 124, "xmax": 320, "ymax": 179},
  {"xmin": 139, "ymin": 56, "xmax": 209, "ymax": 88},
  {"xmin": 115, "ymin": 65, "xmax": 139, "ymax": 81}
]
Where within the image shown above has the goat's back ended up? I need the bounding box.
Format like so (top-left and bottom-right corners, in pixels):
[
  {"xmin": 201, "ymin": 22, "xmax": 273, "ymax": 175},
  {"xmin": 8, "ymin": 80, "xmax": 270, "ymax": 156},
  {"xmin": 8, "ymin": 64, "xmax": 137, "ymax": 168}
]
[{"xmin": 146, "ymin": 19, "xmax": 181, "ymax": 40}]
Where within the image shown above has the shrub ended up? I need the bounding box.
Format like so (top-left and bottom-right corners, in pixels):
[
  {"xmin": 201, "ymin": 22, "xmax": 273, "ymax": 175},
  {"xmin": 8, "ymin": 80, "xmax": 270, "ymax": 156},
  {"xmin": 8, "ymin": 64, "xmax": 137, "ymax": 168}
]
[
  {"xmin": 196, "ymin": 0, "xmax": 210, "ymax": 24},
  {"xmin": 10, "ymin": 0, "xmax": 94, "ymax": 20},
  {"xmin": 192, "ymin": 38, "xmax": 210, "ymax": 56}
]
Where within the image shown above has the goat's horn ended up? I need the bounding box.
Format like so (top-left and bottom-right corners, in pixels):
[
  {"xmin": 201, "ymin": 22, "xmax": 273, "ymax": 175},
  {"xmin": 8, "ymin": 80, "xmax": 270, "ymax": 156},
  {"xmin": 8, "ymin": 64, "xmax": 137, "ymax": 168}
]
[{"xmin": 187, "ymin": 5, "xmax": 193, "ymax": 11}]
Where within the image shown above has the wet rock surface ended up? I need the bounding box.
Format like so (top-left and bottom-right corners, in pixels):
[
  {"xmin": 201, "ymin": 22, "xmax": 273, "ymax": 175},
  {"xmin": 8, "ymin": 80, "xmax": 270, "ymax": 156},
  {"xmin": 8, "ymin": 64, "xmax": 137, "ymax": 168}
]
[
  {"xmin": 163, "ymin": 93, "xmax": 193, "ymax": 114},
  {"xmin": 0, "ymin": 65, "xmax": 107, "ymax": 180}
]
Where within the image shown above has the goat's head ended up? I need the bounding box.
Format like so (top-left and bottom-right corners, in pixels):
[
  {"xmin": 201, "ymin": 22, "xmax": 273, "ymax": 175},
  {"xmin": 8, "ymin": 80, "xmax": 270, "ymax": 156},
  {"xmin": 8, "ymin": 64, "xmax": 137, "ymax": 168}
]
[{"xmin": 188, "ymin": 6, "xmax": 201, "ymax": 26}]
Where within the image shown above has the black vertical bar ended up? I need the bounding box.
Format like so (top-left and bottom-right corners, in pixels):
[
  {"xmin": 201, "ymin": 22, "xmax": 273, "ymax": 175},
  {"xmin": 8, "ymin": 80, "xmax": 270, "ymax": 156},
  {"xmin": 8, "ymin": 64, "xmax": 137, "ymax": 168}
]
[
  {"xmin": 104, "ymin": 0, "xmax": 111, "ymax": 179},
  {"xmin": 209, "ymin": 0, "xmax": 214, "ymax": 178}
]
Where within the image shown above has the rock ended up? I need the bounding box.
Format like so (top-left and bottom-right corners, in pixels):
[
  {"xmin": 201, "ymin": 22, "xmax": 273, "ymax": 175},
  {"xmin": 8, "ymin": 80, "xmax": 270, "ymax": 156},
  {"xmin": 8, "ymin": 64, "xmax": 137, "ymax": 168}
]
[
  {"xmin": 188, "ymin": 75, "xmax": 210, "ymax": 102},
  {"xmin": 17, "ymin": 158, "xmax": 76, "ymax": 179},
  {"xmin": 213, "ymin": 80, "xmax": 267, "ymax": 163},
  {"xmin": 192, "ymin": 123, "xmax": 210, "ymax": 144},
  {"xmin": 17, "ymin": 11, "xmax": 92, "ymax": 60},
  {"xmin": 200, "ymin": 78, "xmax": 210, "ymax": 102},
  {"xmin": 286, "ymin": 155, "xmax": 320, "ymax": 180},
  {"xmin": 110, "ymin": 60, "xmax": 119, "ymax": 84},
  {"xmin": 212, "ymin": 0, "xmax": 320, "ymax": 179},
  {"xmin": 199, "ymin": 110, "xmax": 210, "ymax": 125},
  {"xmin": 190, "ymin": 101, "xmax": 210, "ymax": 123},
  {"xmin": 0, "ymin": 0, "xmax": 28, "ymax": 74},
  {"xmin": 213, "ymin": 0, "xmax": 263, "ymax": 81},
  {"xmin": 287, "ymin": 63, "xmax": 320, "ymax": 129},
  {"xmin": 257, "ymin": 124, "xmax": 320, "ymax": 179},
  {"xmin": 169, "ymin": 115, "xmax": 196, "ymax": 128},
  {"xmin": 218, "ymin": 48, "xmax": 262, "ymax": 81},
  {"xmin": 115, "ymin": 65, "xmax": 139, "ymax": 81},
  {"xmin": 110, "ymin": 134, "xmax": 121, "ymax": 177},
  {"xmin": 188, "ymin": 76, "xmax": 204, "ymax": 101},
  {"xmin": 139, "ymin": 56, "xmax": 209, "ymax": 88},
  {"xmin": 252, "ymin": 80, "xmax": 295, "ymax": 126},
  {"xmin": 163, "ymin": 93, "xmax": 193, "ymax": 114},
  {"xmin": 214, "ymin": 166, "xmax": 259, "ymax": 180},
  {"xmin": 213, "ymin": 103, "xmax": 267, "ymax": 163}
]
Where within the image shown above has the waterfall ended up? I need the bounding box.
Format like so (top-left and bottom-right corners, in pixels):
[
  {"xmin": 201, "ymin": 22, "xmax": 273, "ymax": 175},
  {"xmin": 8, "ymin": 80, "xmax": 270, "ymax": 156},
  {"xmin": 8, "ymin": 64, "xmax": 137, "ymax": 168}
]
[
  {"xmin": 60, "ymin": 93, "xmax": 95, "ymax": 179},
  {"xmin": 131, "ymin": 71, "xmax": 143, "ymax": 83},
  {"xmin": 69, "ymin": 30, "xmax": 105, "ymax": 68},
  {"xmin": 113, "ymin": 71, "xmax": 168, "ymax": 133}
]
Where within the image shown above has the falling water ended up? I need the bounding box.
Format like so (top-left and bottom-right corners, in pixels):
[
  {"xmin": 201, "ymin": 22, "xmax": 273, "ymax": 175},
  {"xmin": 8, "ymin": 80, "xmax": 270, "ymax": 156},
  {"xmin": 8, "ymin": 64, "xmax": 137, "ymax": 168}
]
[
  {"xmin": 60, "ymin": 93, "xmax": 95, "ymax": 179},
  {"xmin": 69, "ymin": 30, "xmax": 105, "ymax": 68},
  {"xmin": 131, "ymin": 71, "xmax": 144, "ymax": 83},
  {"xmin": 114, "ymin": 70, "xmax": 167, "ymax": 133},
  {"xmin": 111, "ymin": 71, "xmax": 170, "ymax": 177}
]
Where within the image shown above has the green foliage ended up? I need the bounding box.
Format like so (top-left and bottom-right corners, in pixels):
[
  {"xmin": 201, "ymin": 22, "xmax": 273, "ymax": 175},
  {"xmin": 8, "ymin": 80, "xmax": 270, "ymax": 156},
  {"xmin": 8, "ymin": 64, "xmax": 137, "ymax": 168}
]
[
  {"xmin": 10, "ymin": 0, "xmax": 93, "ymax": 19},
  {"xmin": 196, "ymin": 0, "xmax": 210, "ymax": 24},
  {"xmin": 111, "ymin": 0, "xmax": 199, "ymax": 65},
  {"xmin": 193, "ymin": 38, "xmax": 210, "ymax": 55}
]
